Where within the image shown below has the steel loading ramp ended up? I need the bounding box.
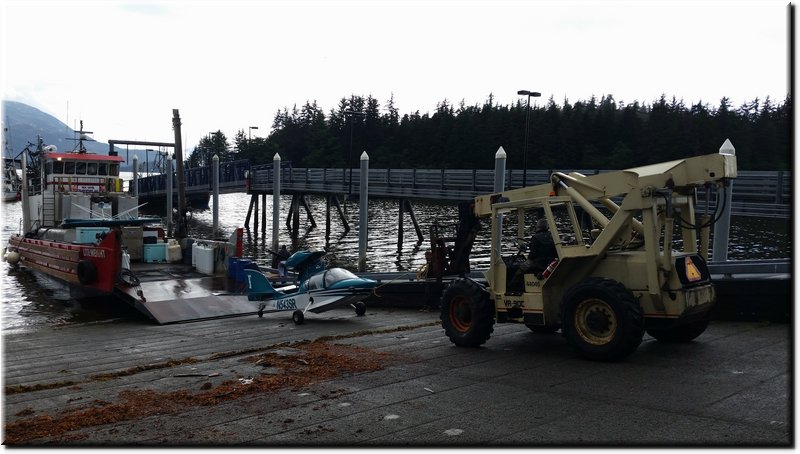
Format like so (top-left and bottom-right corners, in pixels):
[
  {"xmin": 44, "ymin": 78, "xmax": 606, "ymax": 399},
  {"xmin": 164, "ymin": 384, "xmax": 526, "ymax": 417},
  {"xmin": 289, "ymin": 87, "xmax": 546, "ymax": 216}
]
[{"xmin": 114, "ymin": 276, "xmax": 256, "ymax": 324}]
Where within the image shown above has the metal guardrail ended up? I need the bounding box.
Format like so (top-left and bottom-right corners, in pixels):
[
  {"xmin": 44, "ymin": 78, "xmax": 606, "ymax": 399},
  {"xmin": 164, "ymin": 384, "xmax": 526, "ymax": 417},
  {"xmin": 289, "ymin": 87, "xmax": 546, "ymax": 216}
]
[
  {"xmin": 707, "ymin": 259, "xmax": 791, "ymax": 275},
  {"xmin": 134, "ymin": 162, "xmax": 790, "ymax": 218}
]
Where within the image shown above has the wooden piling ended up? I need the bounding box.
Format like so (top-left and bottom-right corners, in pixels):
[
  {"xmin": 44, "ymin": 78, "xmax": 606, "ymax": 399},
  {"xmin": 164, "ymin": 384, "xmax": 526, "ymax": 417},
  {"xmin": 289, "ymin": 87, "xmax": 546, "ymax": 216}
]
[
  {"xmin": 300, "ymin": 195, "xmax": 317, "ymax": 229},
  {"xmin": 244, "ymin": 194, "xmax": 256, "ymax": 229},
  {"xmin": 332, "ymin": 196, "xmax": 349, "ymax": 232},
  {"xmin": 406, "ymin": 199, "xmax": 424, "ymax": 243},
  {"xmin": 326, "ymin": 195, "xmax": 332, "ymax": 244},
  {"xmin": 261, "ymin": 193, "xmax": 267, "ymax": 235},
  {"xmin": 292, "ymin": 195, "xmax": 300, "ymax": 234},
  {"xmin": 398, "ymin": 198, "xmax": 405, "ymax": 250},
  {"xmin": 253, "ymin": 192, "xmax": 260, "ymax": 235},
  {"xmin": 286, "ymin": 195, "xmax": 297, "ymax": 231}
]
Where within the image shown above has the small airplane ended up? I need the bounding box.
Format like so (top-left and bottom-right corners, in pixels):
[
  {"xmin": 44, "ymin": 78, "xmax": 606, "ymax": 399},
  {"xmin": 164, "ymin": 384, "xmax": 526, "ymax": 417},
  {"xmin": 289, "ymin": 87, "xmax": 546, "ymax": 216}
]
[{"xmin": 244, "ymin": 250, "xmax": 377, "ymax": 325}]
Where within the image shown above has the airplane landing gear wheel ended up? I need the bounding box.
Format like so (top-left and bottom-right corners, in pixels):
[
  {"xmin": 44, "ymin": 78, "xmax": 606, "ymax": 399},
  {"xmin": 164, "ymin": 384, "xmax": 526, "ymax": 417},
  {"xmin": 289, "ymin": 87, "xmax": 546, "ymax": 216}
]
[
  {"xmin": 257, "ymin": 304, "xmax": 265, "ymax": 318},
  {"xmin": 292, "ymin": 310, "xmax": 305, "ymax": 325},
  {"xmin": 354, "ymin": 301, "xmax": 366, "ymax": 316}
]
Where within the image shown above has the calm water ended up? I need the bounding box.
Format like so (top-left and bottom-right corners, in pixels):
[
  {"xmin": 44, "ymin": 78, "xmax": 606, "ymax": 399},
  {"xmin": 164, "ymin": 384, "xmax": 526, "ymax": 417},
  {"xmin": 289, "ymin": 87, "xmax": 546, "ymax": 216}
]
[{"xmin": 0, "ymin": 193, "xmax": 791, "ymax": 332}]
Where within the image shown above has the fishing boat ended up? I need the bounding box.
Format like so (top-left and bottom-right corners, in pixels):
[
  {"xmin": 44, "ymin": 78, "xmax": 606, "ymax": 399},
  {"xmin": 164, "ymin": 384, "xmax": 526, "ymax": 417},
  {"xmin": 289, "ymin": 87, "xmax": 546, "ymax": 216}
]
[
  {"xmin": 1, "ymin": 125, "xmax": 163, "ymax": 298},
  {"xmin": 2, "ymin": 157, "xmax": 21, "ymax": 202},
  {"xmin": 3, "ymin": 122, "xmax": 22, "ymax": 202}
]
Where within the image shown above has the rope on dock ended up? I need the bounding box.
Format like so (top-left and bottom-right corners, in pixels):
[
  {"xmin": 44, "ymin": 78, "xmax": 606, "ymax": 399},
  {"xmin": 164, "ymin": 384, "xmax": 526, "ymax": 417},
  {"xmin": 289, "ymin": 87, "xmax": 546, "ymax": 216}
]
[{"xmin": 371, "ymin": 271, "xmax": 419, "ymax": 299}]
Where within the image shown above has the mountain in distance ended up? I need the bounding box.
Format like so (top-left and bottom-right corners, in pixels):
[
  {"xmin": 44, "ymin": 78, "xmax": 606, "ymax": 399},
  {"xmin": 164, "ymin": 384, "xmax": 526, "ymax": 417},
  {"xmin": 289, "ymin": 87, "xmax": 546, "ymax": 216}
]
[
  {"xmin": 1, "ymin": 100, "xmax": 146, "ymax": 171},
  {"xmin": 2, "ymin": 100, "xmax": 114, "ymax": 155}
]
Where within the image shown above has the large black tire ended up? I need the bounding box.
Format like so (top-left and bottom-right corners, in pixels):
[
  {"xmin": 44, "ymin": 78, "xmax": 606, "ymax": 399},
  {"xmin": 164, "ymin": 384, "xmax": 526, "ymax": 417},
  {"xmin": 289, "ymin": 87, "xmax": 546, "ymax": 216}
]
[
  {"xmin": 440, "ymin": 278, "xmax": 494, "ymax": 347},
  {"xmin": 527, "ymin": 325, "xmax": 560, "ymax": 334},
  {"xmin": 292, "ymin": 310, "xmax": 305, "ymax": 325},
  {"xmin": 646, "ymin": 316, "xmax": 710, "ymax": 342},
  {"xmin": 77, "ymin": 260, "xmax": 97, "ymax": 285},
  {"xmin": 560, "ymin": 277, "xmax": 644, "ymax": 361}
]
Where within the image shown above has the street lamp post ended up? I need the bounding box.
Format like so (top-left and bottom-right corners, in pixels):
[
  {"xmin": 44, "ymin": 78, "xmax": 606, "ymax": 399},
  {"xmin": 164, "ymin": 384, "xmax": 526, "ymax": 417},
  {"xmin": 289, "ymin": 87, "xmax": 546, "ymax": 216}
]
[
  {"xmin": 517, "ymin": 90, "xmax": 541, "ymax": 187},
  {"xmin": 248, "ymin": 126, "xmax": 258, "ymax": 140},
  {"xmin": 344, "ymin": 110, "xmax": 365, "ymax": 196},
  {"xmin": 207, "ymin": 132, "xmax": 216, "ymax": 167}
]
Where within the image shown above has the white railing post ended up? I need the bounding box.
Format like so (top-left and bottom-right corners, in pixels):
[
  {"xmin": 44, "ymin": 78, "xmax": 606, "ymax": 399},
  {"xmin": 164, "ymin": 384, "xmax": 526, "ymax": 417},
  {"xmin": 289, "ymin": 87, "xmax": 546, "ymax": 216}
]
[
  {"xmin": 272, "ymin": 153, "xmax": 281, "ymax": 253},
  {"xmin": 358, "ymin": 151, "xmax": 369, "ymax": 272},
  {"xmin": 712, "ymin": 139, "xmax": 736, "ymax": 262}
]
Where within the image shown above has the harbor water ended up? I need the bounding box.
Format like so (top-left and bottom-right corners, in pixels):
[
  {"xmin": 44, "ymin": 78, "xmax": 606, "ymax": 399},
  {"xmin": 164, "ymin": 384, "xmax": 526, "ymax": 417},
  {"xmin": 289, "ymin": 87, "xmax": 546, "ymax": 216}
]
[{"xmin": 0, "ymin": 192, "xmax": 790, "ymax": 332}]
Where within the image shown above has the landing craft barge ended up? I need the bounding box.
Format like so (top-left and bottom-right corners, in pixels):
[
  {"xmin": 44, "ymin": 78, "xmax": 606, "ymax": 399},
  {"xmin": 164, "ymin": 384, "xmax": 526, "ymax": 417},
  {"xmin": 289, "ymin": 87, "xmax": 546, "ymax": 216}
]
[
  {"xmin": 2, "ymin": 122, "xmax": 239, "ymax": 304},
  {"xmin": 3, "ymin": 130, "xmax": 142, "ymax": 298}
]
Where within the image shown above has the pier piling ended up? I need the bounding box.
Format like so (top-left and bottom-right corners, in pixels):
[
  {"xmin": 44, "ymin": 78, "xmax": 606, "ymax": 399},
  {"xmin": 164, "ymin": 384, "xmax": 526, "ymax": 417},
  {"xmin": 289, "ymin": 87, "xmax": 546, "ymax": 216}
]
[
  {"xmin": 132, "ymin": 156, "xmax": 139, "ymax": 197},
  {"xmin": 272, "ymin": 153, "xmax": 281, "ymax": 253},
  {"xmin": 358, "ymin": 151, "xmax": 369, "ymax": 272},
  {"xmin": 261, "ymin": 193, "xmax": 267, "ymax": 235},
  {"xmin": 712, "ymin": 139, "xmax": 735, "ymax": 262},
  {"xmin": 212, "ymin": 154, "xmax": 219, "ymax": 237},
  {"xmin": 166, "ymin": 152, "xmax": 173, "ymax": 236}
]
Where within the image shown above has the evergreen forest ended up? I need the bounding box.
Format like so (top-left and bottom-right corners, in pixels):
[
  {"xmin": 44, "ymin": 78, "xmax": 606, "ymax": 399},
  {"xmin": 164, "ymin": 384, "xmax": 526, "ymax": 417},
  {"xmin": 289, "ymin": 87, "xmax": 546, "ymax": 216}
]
[{"xmin": 188, "ymin": 94, "xmax": 791, "ymax": 171}]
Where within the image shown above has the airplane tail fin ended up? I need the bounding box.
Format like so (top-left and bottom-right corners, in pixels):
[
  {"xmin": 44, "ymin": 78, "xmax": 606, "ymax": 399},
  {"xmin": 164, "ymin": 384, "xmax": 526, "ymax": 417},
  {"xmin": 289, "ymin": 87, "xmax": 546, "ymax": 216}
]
[{"xmin": 244, "ymin": 269, "xmax": 278, "ymax": 300}]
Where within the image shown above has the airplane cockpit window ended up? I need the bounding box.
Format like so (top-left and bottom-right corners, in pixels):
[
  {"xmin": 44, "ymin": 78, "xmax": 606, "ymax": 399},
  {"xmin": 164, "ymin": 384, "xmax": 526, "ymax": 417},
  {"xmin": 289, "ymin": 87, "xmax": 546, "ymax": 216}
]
[
  {"xmin": 307, "ymin": 273, "xmax": 324, "ymax": 290},
  {"xmin": 324, "ymin": 268, "xmax": 358, "ymax": 287}
]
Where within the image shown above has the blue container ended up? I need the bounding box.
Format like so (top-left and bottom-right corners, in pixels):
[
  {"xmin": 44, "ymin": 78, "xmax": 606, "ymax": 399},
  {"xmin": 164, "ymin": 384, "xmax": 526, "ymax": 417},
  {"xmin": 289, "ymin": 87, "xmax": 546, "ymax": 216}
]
[
  {"xmin": 228, "ymin": 257, "xmax": 239, "ymax": 278},
  {"xmin": 235, "ymin": 259, "xmax": 252, "ymax": 284},
  {"xmin": 143, "ymin": 243, "xmax": 167, "ymax": 263},
  {"xmin": 75, "ymin": 227, "xmax": 110, "ymax": 244}
]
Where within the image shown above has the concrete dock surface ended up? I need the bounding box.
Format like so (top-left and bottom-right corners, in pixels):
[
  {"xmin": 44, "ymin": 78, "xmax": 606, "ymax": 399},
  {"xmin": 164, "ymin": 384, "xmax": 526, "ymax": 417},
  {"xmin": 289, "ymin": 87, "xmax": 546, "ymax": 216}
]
[{"xmin": 3, "ymin": 307, "xmax": 791, "ymax": 446}]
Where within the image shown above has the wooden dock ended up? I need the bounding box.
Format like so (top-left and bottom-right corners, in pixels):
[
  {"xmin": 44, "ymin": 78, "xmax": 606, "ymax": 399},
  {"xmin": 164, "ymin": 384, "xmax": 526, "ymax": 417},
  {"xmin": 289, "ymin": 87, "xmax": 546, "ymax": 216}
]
[{"xmin": 3, "ymin": 307, "xmax": 790, "ymax": 445}]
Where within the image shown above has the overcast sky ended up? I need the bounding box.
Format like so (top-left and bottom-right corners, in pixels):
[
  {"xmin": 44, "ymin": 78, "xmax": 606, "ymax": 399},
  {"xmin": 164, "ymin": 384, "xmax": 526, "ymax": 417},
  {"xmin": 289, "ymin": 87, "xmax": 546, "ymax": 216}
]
[{"xmin": 1, "ymin": 0, "xmax": 791, "ymax": 156}]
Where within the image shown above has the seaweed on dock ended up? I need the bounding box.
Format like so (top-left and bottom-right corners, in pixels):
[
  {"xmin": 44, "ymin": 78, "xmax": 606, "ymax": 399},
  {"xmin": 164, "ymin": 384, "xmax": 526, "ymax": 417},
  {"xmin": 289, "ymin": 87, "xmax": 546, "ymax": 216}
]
[{"xmin": 4, "ymin": 341, "xmax": 398, "ymax": 445}]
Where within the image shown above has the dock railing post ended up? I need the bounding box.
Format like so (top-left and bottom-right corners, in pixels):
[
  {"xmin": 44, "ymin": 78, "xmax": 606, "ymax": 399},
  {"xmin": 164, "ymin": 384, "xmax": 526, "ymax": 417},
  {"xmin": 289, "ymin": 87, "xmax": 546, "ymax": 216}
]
[
  {"xmin": 166, "ymin": 152, "xmax": 173, "ymax": 236},
  {"xmin": 272, "ymin": 153, "xmax": 281, "ymax": 253},
  {"xmin": 212, "ymin": 154, "xmax": 219, "ymax": 238},
  {"xmin": 358, "ymin": 151, "xmax": 369, "ymax": 272},
  {"xmin": 494, "ymin": 146, "xmax": 506, "ymax": 192},
  {"xmin": 493, "ymin": 147, "xmax": 506, "ymax": 259},
  {"xmin": 712, "ymin": 139, "xmax": 735, "ymax": 262}
]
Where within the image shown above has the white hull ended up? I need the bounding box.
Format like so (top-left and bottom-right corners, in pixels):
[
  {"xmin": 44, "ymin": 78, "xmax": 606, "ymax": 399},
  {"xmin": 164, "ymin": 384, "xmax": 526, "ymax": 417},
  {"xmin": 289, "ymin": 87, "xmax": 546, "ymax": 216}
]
[
  {"xmin": 255, "ymin": 288, "xmax": 372, "ymax": 315},
  {"xmin": 3, "ymin": 190, "xmax": 19, "ymax": 202}
]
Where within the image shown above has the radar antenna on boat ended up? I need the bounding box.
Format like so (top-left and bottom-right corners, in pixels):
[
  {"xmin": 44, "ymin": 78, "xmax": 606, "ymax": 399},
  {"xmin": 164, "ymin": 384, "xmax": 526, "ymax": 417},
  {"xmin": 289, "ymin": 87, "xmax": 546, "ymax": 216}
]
[{"xmin": 66, "ymin": 120, "xmax": 95, "ymax": 153}]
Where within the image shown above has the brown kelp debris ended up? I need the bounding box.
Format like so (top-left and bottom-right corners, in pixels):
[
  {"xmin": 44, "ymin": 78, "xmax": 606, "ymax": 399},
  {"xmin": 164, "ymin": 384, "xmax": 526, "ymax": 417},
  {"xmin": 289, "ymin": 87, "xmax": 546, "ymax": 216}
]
[{"xmin": 4, "ymin": 341, "xmax": 396, "ymax": 445}]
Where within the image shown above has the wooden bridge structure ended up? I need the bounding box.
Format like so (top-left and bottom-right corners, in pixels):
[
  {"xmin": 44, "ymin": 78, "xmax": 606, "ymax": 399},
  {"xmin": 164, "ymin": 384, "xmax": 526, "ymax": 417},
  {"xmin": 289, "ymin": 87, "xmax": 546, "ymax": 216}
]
[
  {"xmin": 135, "ymin": 160, "xmax": 791, "ymax": 216},
  {"xmin": 133, "ymin": 160, "xmax": 790, "ymax": 252}
]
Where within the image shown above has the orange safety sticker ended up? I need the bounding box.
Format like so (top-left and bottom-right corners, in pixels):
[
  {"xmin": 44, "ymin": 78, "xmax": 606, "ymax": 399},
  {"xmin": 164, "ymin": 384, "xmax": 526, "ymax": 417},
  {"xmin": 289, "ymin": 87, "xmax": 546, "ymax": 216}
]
[{"xmin": 685, "ymin": 256, "xmax": 702, "ymax": 282}]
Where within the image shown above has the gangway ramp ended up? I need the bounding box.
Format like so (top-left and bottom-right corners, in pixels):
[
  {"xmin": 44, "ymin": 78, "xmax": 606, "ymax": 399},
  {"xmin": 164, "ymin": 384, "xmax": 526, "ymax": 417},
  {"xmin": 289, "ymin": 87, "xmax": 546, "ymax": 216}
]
[{"xmin": 114, "ymin": 275, "xmax": 256, "ymax": 324}]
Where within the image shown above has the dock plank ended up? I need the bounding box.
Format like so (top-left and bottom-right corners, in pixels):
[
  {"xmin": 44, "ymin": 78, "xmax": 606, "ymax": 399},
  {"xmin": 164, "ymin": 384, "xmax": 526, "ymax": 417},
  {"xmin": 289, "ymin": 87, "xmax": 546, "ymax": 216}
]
[{"xmin": 3, "ymin": 309, "xmax": 789, "ymax": 446}]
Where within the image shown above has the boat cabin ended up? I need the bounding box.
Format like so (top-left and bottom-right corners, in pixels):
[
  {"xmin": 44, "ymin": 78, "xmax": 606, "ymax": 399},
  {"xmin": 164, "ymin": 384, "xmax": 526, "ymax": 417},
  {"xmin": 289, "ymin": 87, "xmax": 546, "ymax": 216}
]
[
  {"xmin": 25, "ymin": 150, "xmax": 139, "ymax": 229},
  {"xmin": 43, "ymin": 152, "xmax": 124, "ymax": 194}
]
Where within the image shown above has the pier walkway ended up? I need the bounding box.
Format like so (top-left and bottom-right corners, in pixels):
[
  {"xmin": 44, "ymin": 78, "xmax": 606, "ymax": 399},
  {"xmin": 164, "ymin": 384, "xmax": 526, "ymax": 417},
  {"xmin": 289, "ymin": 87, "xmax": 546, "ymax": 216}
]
[
  {"xmin": 4, "ymin": 307, "xmax": 790, "ymax": 446},
  {"xmin": 134, "ymin": 160, "xmax": 791, "ymax": 218}
]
